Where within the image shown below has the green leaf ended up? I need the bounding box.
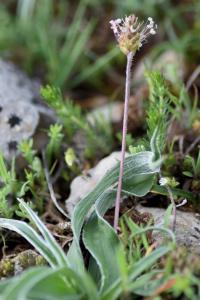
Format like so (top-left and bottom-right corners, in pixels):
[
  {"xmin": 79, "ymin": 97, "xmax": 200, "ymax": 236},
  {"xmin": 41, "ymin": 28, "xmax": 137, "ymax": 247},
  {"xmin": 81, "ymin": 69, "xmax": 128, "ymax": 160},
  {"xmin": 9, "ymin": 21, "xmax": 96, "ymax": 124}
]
[
  {"xmin": 74, "ymin": 151, "xmax": 160, "ymax": 290},
  {"xmin": 0, "ymin": 199, "xmax": 69, "ymax": 267},
  {"xmin": 130, "ymin": 227, "xmax": 176, "ymax": 245},
  {"xmin": 71, "ymin": 151, "xmax": 159, "ymax": 244},
  {"xmin": 129, "ymin": 245, "xmax": 173, "ymax": 281},
  {"xmin": 183, "ymin": 171, "xmax": 193, "ymax": 178},
  {"xmin": 0, "ymin": 152, "xmax": 10, "ymax": 183},
  {"xmin": 17, "ymin": 0, "xmax": 36, "ymax": 21},
  {"xmin": 17, "ymin": 198, "xmax": 69, "ymax": 267},
  {"xmin": 1, "ymin": 267, "xmax": 49, "ymax": 300},
  {"xmin": 83, "ymin": 191, "xmax": 120, "ymax": 292},
  {"xmin": 67, "ymin": 151, "xmax": 159, "ymax": 274},
  {"xmin": 152, "ymin": 184, "xmax": 197, "ymax": 201},
  {"xmin": 195, "ymin": 149, "xmax": 200, "ymax": 176},
  {"xmin": 56, "ymin": 21, "xmax": 94, "ymax": 87},
  {"xmin": 129, "ymin": 271, "xmax": 165, "ymax": 296},
  {"xmin": 0, "ymin": 218, "xmax": 57, "ymax": 267},
  {"xmin": 20, "ymin": 267, "xmax": 96, "ymax": 300},
  {"xmin": 163, "ymin": 204, "xmax": 173, "ymax": 227},
  {"xmin": 0, "ymin": 264, "xmax": 98, "ymax": 300},
  {"xmin": 0, "ymin": 277, "xmax": 16, "ymax": 293}
]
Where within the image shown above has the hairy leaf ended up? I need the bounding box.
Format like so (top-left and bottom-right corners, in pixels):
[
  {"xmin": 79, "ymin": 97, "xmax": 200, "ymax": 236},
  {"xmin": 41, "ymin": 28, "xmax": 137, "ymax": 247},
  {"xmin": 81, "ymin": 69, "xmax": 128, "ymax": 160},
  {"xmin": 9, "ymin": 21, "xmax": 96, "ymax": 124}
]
[{"xmin": 69, "ymin": 151, "xmax": 160, "ymax": 288}]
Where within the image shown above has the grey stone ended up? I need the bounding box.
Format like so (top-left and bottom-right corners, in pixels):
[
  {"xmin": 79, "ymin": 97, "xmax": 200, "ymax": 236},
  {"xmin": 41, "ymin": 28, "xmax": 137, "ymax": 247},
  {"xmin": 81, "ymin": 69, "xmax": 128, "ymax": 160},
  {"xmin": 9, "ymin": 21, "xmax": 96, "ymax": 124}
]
[
  {"xmin": 136, "ymin": 205, "xmax": 200, "ymax": 255},
  {"xmin": 0, "ymin": 60, "xmax": 52, "ymax": 159}
]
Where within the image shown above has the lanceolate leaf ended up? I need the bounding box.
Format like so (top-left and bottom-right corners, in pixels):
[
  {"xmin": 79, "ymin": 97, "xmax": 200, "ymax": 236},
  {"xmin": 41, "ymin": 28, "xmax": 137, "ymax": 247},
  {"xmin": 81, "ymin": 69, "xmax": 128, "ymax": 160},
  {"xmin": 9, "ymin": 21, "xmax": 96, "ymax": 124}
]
[
  {"xmin": 0, "ymin": 219, "xmax": 57, "ymax": 267},
  {"xmin": 2, "ymin": 267, "xmax": 49, "ymax": 300},
  {"xmin": 72, "ymin": 152, "xmax": 158, "ymax": 242},
  {"xmin": 0, "ymin": 199, "xmax": 69, "ymax": 268},
  {"xmin": 83, "ymin": 191, "xmax": 120, "ymax": 292},
  {"xmin": 70, "ymin": 151, "xmax": 160, "ymax": 288},
  {"xmin": 0, "ymin": 265, "xmax": 98, "ymax": 300},
  {"xmin": 82, "ymin": 172, "xmax": 160, "ymax": 292},
  {"xmin": 21, "ymin": 267, "xmax": 98, "ymax": 300},
  {"xmin": 17, "ymin": 198, "xmax": 69, "ymax": 267},
  {"xmin": 1, "ymin": 266, "xmax": 98, "ymax": 300}
]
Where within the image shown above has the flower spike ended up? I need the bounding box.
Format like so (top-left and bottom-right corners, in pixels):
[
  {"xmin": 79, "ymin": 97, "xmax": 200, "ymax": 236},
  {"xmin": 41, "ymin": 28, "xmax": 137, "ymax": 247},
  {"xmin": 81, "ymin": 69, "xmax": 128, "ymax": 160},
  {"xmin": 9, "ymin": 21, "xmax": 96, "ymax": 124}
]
[
  {"xmin": 110, "ymin": 15, "xmax": 157, "ymax": 55},
  {"xmin": 110, "ymin": 14, "xmax": 157, "ymax": 231}
]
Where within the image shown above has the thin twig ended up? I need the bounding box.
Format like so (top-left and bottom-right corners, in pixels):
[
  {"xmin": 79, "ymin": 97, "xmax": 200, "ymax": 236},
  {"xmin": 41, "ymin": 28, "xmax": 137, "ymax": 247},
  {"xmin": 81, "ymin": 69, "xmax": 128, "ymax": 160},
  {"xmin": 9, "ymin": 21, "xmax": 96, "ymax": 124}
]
[
  {"xmin": 178, "ymin": 135, "xmax": 184, "ymax": 157},
  {"xmin": 51, "ymin": 160, "xmax": 64, "ymax": 184},
  {"xmin": 185, "ymin": 135, "xmax": 200, "ymax": 155},
  {"xmin": 114, "ymin": 52, "xmax": 133, "ymax": 231},
  {"xmin": 176, "ymin": 198, "xmax": 187, "ymax": 208},
  {"xmin": 42, "ymin": 151, "xmax": 70, "ymax": 220},
  {"xmin": 186, "ymin": 65, "xmax": 200, "ymax": 91}
]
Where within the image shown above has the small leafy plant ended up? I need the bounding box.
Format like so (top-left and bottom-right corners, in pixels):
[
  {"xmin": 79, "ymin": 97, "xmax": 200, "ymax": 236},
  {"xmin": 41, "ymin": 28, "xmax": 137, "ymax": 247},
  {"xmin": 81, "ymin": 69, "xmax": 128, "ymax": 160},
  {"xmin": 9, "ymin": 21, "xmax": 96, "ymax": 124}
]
[
  {"xmin": 183, "ymin": 149, "xmax": 200, "ymax": 179},
  {"xmin": 0, "ymin": 195, "xmax": 174, "ymax": 299},
  {"xmin": 41, "ymin": 85, "xmax": 114, "ymax": 158},
  {"xmin": 0, "ymin": 153, "xmax": 17, "ymax": 218}
]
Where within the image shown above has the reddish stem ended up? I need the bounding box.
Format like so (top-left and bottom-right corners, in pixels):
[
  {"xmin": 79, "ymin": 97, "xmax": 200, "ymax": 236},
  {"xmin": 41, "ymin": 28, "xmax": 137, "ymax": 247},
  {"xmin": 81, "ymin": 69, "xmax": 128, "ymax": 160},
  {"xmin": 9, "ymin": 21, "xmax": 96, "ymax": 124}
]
[{"xmin": 114, "ymin": 51, "xmax": 133, "ymax": 231}]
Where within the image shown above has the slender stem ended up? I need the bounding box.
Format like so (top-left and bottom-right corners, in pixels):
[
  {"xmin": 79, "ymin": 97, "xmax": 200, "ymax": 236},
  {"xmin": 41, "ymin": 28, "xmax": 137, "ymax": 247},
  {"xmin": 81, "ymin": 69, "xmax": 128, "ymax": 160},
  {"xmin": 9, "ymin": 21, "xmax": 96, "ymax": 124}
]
[
  {"xmin": 165, "ymin": 184, "xmax": 176, "ymax": 232},
  {"xmin": 114, "ymin": 52, "xmax": 133, "ymax": 231},
  {"xmin": 42, "ymin": 151, "xmax": 70, "ymax": 220},
  {"xmin": 159, "ymin": 173, "xmax": 176, "ymax": 232}
]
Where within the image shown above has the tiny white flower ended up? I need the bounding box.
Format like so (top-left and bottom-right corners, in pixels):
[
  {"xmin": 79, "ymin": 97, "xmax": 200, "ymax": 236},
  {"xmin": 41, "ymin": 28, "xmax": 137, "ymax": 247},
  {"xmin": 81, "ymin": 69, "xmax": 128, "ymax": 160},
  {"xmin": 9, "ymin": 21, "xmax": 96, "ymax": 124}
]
[
  {"xmin": 150, "ymin": 28, "xmax": 156, "ymax": 35},
  {"xmin": 148, "ymin": 17, "xmax": 153, "ymax": 22},
  {"xmin": 159, "ymin": 177, "xmax": 168, "ymax": 186}
]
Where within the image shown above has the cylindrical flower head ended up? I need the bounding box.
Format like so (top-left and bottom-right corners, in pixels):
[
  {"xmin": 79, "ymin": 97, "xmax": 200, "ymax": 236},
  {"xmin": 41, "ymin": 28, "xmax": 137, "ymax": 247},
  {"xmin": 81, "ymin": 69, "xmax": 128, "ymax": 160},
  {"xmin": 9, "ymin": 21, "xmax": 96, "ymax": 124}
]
[{"xmin": 110, "ymin": 15, "xmax": 157, "ymax": 55}]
